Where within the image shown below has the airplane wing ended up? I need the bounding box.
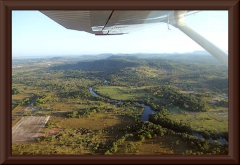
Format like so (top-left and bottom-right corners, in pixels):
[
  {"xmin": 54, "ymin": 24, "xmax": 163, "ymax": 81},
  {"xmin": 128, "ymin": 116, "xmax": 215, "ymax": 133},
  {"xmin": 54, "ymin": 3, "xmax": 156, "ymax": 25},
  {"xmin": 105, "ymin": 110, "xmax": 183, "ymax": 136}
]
[
  {"xmin": 39, "ymin": 10, "xmax": 228, "ymax": 66},
  {"xmin": 39, "ymin": 10, "xmax": 190, "ymax": 35}
]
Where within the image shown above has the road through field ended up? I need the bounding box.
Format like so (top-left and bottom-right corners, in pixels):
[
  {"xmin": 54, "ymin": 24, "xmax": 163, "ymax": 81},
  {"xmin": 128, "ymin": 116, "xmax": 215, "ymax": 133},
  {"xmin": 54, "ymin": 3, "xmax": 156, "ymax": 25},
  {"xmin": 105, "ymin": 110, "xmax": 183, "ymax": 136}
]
[{"xmin": 12, "ymin": 96, "xmax": 38, "ymax": 122}]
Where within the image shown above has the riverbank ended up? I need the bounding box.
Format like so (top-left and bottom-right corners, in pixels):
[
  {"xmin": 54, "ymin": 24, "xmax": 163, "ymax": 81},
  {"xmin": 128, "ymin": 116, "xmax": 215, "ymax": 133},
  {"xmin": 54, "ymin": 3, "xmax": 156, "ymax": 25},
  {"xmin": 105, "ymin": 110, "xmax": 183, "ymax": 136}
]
[{"xmin": 90, "ymin": 86, "xmax": 228, "ymax": 145}]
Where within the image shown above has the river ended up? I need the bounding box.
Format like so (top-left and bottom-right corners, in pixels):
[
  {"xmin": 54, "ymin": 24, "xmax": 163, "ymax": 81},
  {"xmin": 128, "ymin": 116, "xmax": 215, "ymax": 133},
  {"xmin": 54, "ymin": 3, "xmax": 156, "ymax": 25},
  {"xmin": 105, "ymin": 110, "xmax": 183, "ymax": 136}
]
[
  {"xmin": 89, "ymin": 87, "xmax": 156, "ymax": 121},
  {"xmin": 89, "ymin": 87, "xmax": 227, "ymax": 145}
]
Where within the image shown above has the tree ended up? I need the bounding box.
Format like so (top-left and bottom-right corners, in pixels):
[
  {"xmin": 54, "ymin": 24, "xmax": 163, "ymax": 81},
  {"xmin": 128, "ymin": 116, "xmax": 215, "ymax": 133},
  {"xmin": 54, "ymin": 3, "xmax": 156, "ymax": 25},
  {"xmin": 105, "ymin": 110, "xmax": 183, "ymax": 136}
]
[{"xmin": 12, "ymin": 88, "xmax": 20, "ymax": 94}]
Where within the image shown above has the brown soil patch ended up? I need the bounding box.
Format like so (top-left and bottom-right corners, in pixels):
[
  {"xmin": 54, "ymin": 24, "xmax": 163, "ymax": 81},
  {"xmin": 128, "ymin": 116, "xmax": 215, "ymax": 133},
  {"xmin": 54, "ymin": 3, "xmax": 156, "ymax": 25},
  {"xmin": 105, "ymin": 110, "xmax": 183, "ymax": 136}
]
[{"xmin": 47, "ymin": 128, "xmax": 64, "ymax": 136}]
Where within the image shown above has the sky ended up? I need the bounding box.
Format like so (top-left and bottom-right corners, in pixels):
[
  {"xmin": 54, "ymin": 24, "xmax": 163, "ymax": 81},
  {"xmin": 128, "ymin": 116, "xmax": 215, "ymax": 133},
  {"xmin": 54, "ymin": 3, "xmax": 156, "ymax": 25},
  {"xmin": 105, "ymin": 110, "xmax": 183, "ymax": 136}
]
[{"xmin": 12, "ymin": 10, "xmax": 228, "ymax": 58}]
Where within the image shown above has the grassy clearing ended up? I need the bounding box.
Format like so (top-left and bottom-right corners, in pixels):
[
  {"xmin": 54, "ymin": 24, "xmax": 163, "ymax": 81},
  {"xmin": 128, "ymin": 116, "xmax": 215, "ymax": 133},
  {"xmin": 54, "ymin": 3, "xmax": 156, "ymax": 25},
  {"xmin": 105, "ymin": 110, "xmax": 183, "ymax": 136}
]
[
  {"xmin": 12, "ymin": 94, "xmax": 31, "ymax": 101},
  {"xmin": 135, "ymin": 66, "xmax": 163, "ymax": 77},
  {"xmin": 169, "ymin": 106, "xmax": 185, "ymax": 114},
  {"xmin": 12, "ymin": 105, "xmax": 25, "ymax": 114},
  {"xmin": 50, "ymin": 112, "xmax": 134, "ymax": 131},
  {"xmin": 168, "ymin": 107, "xmax": 228, "ymax": 133},
  {"xmin": 38, "ymin": 98, "xmax": 95, "ymax": 112},
  {"xmin": 95, "ymin": 86, "xmax": 136, "ymax": 100},
  {"xmin": 12, "ymin": 84, "xmax": 42, "ymax": 96},
  {"xmin": 136, "ymin": 134, "xmax": 192, "ymax": 154},
  {"xmin": 94, "ymin": 85, "xmax": 153, "ymax": 101}
]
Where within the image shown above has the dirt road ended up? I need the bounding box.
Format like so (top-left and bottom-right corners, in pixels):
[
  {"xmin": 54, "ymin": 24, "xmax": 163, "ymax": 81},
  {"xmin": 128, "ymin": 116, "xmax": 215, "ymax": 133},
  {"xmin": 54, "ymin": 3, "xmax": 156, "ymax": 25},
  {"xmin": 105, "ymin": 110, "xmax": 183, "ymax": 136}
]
[{"xmin": 12, "ymin": 96, "xmax": 38, "ymax": 122}]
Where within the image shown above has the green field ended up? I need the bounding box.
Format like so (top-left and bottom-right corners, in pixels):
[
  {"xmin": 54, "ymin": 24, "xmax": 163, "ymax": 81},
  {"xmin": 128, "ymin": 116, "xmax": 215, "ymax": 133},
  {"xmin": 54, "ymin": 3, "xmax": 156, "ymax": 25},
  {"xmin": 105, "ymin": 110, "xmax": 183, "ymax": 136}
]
[{"xmin": 95, "ymin": 86, "xmax": 148, "ymax": 100}]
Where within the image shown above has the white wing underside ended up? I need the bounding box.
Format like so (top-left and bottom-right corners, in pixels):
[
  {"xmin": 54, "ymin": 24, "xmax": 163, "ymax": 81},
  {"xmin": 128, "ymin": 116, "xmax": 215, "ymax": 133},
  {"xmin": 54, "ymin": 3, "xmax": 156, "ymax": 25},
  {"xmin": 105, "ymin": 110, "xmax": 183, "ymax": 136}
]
[{"xmin": 40, "ymin": 10, "xmax": 186, "ymax": 35}]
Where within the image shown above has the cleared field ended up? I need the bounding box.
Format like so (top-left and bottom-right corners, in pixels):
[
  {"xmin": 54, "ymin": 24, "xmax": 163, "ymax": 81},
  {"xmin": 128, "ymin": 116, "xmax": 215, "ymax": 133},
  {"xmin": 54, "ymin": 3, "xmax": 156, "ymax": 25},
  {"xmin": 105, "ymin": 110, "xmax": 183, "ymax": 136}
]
[
  {"xmin": 12, "ymin": 116, "xmax": 50, "ymax": 143},
  {"xmin": 95, "ymin": 86, "xmax": 135, "ymax": 100},
  {"xmin": 50, "ymin": 111, "xmax": 135, "ymax": 136},
  {"xmin": 168, "ymin": 107, "xmax": 228, "ymax": 133},
  {"xmin": 12, "ymin": 94, "xmax": 30, "ymax": 101},
  {"xmin": 94, "ymin": 86, "xmax": 152, "ymax": 100}
]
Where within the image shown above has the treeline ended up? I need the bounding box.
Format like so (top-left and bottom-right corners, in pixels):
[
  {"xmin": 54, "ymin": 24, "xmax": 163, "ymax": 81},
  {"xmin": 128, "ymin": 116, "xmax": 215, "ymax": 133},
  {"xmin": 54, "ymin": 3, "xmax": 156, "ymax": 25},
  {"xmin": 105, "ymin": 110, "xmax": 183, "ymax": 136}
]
[
  {"xmin": 122, "ymin": 119, "xmax": 168, "ymax": 140},
  {"xmin": 148, "ymin": 109, "xmax": 228, "ymax": 140},
  {"xmin": 66, "ymin": 108, "xmax": 97, "ymax": 118},
  {"xmin": 12, "ymin": 97, "xmax": 31, "ymax": 108},
  {"xmin": 62, "ymin": 89, "xmax": 92, "ymax": 100},
  {"xmin": 215, "ymin": 100, "xmax": 228, "ymax": 107},
  {"xmin": 146, "ymin": 86, "xmax": 210, "ymax": 112},
  {"xmin": 124, "ymin": 110, "xmax": 228, "ymax": 155},
  {"xmin": 12, "ymin": 96, "xmax": 35, "ymax": 111},
  {"xmin": 12, "ymin": 88, "xmax": 20, "ymax": 94},
  {"xmin": 104, "ymin": 116, "xmax": 227, "ymax": 155},
  {"xmin": 178, "ymin": 132, "xmax": 228, "ymax": 155},
  {"xmin": 66, "ymin": 106, "xmax": 115, "ymax": 118},
  {"xmin": 34, "ymin": 94, "xmax": 52, "ymax": 105},
  {"xmin": 205, "ymin": 78, "xmax": 228, "ymax": 93}
]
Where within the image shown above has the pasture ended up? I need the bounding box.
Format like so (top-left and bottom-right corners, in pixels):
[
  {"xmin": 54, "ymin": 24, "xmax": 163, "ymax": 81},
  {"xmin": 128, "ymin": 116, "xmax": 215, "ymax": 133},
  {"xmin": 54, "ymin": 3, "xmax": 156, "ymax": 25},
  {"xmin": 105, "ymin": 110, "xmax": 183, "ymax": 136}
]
[{"xmin": 169, "ymin": 106, "xmax": 228, "ymax": 133}]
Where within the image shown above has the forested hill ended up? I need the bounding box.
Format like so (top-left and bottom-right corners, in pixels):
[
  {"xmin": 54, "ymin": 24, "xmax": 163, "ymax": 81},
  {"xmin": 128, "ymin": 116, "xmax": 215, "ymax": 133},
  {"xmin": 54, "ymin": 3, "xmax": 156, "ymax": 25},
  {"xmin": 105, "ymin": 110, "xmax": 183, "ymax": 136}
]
[
  {"xmin": 50, "ymin": 54, "xmax": 225, "ymax": 74},
  {"xmin": 50, "ymin": 58, "xmax": 140, "ymax": 73}
]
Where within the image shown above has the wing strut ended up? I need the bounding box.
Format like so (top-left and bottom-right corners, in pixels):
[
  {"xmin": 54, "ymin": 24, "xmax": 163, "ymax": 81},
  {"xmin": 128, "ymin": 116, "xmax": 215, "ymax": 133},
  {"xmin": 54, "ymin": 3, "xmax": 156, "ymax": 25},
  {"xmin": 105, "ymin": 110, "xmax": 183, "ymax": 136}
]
[{"xmin": 169, "ymin": 11, "xmax": 228, "ymax": 66}]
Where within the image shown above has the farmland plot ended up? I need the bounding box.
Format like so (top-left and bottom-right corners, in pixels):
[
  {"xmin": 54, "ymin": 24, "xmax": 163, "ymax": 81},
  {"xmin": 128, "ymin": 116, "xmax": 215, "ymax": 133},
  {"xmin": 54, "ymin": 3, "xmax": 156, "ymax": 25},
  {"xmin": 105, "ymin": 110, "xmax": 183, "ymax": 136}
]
[{"xmin": 12, "ymin": 116, "xmax": 50, "ymax": 143}]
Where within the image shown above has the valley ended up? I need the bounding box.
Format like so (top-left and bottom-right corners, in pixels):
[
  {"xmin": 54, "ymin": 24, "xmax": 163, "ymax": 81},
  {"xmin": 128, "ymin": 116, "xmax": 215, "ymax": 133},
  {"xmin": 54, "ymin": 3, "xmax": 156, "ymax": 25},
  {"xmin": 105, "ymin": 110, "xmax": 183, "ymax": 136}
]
[{"xmin": 12, "ymin": 53, "xmax": 228, "ymax": 155}]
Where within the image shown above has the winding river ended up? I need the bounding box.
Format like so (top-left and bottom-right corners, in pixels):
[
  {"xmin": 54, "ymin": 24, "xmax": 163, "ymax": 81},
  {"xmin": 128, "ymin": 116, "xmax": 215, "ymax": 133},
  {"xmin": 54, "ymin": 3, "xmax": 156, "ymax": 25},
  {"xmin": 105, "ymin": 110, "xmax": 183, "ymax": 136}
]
[
  {"xmin": 89, "ymin": 87, "xmax": 156, "ymax": 121},
  {"xmin": 89, "ymin": 87, "xmax": 228, "ymax": 145}
]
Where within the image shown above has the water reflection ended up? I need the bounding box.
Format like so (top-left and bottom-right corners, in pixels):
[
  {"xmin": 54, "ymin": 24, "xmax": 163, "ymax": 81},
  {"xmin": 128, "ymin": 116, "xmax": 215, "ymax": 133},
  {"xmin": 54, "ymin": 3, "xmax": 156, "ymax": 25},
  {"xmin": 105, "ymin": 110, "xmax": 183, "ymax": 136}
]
[
  {"xmin": 89, "ymin": 87, "xmax": 155, "ymax": 121},
  {"xmin": 89, "ymin": 87, "xmax": 227, "ymax": 145}
]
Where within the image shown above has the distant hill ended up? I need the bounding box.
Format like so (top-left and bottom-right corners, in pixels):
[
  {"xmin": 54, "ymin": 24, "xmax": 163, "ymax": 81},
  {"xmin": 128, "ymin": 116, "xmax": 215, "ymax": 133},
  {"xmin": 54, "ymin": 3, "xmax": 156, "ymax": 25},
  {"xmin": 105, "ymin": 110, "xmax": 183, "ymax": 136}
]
[
  {"xmin": 162, "ymin": 54, "xmax": 222, "ymax": 65},
  {"xmin": 49, "ymin": 51, "xmax": 225, "ymax": 74},
  {"xmin": 189, "ymin": 50, "xmax": 211, "ymax": 55},
  {"xmin": 50, "ymin": 58, "xmax": 140, "ymax": 73},
  {"xmin": 107, "ymin": 55, "xmax": 140, "ymax": 61}
]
